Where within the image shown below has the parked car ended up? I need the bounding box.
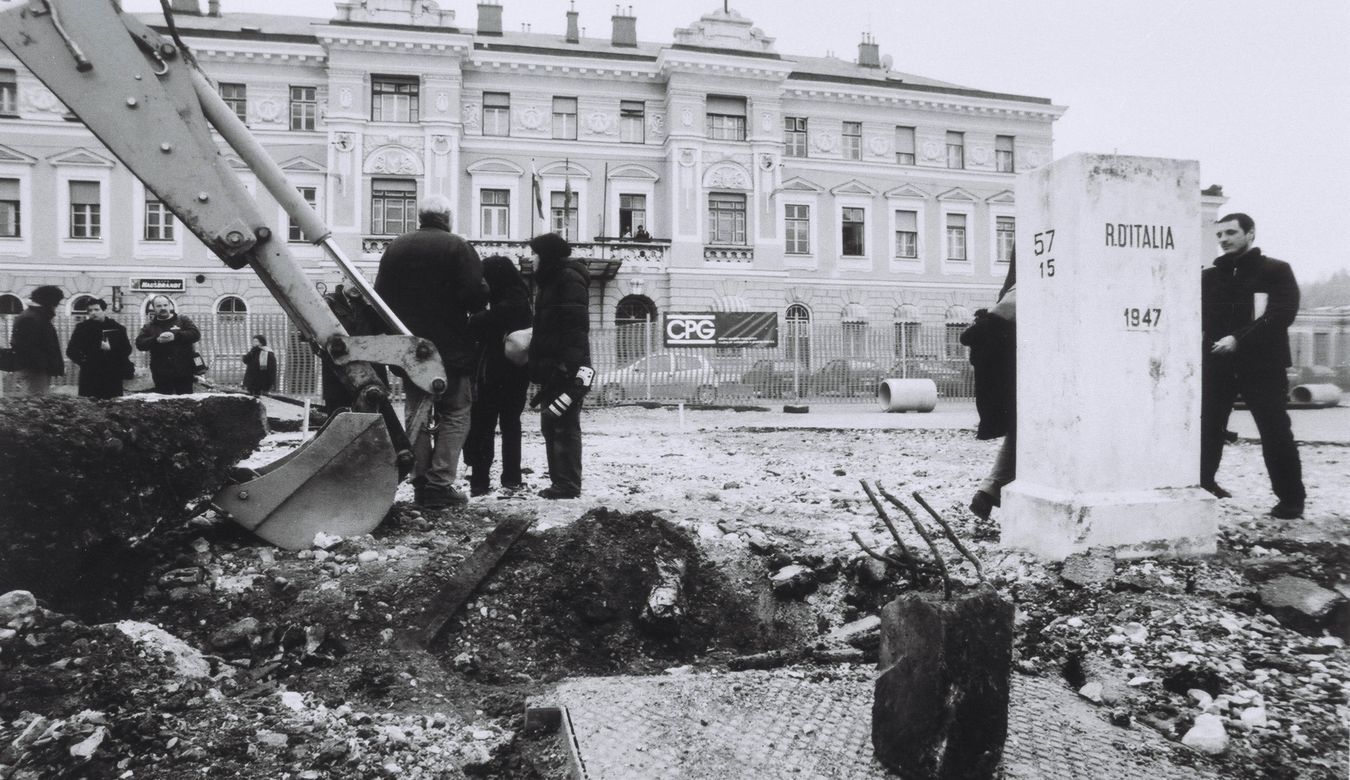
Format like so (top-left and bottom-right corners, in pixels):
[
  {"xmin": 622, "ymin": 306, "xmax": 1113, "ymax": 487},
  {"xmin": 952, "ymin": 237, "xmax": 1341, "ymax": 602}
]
[
  {"xmin": 889, "ymin": 358, "xmax": 974, "ymax": 397},
  {"xmin": 595, "ymin": 352, "xmax": 721, "ymax": 405},
  {"xmin": 812, "ymin": 359, "xmax": 887, "ymax": 397},
  {"xmin": 740, "ymin": 359, "xmax": 810, "ymax": 398}
]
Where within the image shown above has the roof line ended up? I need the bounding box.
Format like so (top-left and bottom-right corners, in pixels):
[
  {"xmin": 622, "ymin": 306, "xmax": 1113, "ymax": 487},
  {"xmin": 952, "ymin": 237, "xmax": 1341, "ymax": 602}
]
[{"xmin": 787, "ymin": 72, "xmax": 1053, "ymax": 105}]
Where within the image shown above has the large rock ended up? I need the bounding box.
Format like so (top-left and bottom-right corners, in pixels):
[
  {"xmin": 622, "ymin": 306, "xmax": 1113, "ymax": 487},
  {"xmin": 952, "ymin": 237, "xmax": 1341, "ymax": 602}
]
[
  {"xmin": 1258, "ymin": 575, "xmax": 1346, "ymax": 636},
  {"xmin": 873, "ymin": 585, "xmax": 1014, "ymax": 779}
]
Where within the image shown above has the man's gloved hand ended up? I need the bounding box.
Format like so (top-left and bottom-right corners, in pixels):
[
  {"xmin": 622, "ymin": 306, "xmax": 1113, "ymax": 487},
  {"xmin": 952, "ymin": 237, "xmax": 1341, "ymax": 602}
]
[{"xmin": 540, "ymin": 365, "xmax": 594, "ymax": 418}]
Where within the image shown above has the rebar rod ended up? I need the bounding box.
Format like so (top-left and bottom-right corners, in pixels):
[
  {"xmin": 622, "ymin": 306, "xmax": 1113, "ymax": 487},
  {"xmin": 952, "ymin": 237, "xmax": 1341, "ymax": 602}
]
[
  {"xmin": 911, "ymin": 491, "xmax": 985, "ymax": 582},
  {"xmin": 878, "ymin": 484, "xmax": 952, "ymax": 599}
]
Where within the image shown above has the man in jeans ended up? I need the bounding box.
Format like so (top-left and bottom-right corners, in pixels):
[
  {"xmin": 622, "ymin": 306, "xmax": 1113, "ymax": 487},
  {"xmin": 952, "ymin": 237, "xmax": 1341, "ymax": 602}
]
[{"xmin": 375, "ymin": 195, "xmax": 486, "ymax": 508}]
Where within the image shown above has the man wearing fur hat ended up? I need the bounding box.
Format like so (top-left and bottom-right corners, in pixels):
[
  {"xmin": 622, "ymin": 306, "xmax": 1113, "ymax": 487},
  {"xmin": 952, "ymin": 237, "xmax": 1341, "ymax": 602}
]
[
  {"xmin": 526, "ymin": 232, "xmax": 592, "ymax": 499},
  {"xmin": 9, "ymin": 285, "xmax": 65, "ymax": 396}
]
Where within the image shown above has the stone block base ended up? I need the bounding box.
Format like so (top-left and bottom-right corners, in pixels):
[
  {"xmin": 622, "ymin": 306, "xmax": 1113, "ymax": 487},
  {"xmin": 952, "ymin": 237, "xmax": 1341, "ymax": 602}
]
[{"xmin": 1000, "ymin": 481, "xmax": 1216, "ymax": 561}]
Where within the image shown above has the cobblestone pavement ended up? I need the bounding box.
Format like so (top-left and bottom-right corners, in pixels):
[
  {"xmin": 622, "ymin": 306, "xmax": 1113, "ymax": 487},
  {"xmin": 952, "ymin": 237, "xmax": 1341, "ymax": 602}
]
[{"xmin": 532, "ymin": 670, "xmax": 1222, "ymax": 780}]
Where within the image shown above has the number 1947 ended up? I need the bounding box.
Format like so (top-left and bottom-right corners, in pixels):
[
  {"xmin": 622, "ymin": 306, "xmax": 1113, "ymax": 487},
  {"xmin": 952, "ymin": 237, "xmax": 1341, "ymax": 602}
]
[{"xmin": 1123, "ymin": 307, "xmax": 1162, "ymax": 328}]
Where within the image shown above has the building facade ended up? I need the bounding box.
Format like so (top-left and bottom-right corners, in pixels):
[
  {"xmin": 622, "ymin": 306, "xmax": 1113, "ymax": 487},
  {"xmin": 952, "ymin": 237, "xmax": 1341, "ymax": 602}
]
[{"xmin": 0, "ymin": 0, "xmax": 1224, "ymax": 375}]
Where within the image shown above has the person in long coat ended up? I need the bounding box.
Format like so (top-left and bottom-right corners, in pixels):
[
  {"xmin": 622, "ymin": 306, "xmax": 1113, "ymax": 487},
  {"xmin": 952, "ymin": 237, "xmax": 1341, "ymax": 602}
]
[
  {"xmin": 66, "ymin": 297, "xmax": 132, "ymax": 399},
  {"xmin": 464, "ymin": 256, "xmax": 533, "ymax": 495},
  {"xmin": 526, "ymin": 233, "xmax": 592, "ymax": 499},
  {"xmin": 9, "ymin": 284, "xmax": 65, "ymax": 396},
  {"xmin": 241, "ymin": 334, "xmax": 277, "ymax": 395}
]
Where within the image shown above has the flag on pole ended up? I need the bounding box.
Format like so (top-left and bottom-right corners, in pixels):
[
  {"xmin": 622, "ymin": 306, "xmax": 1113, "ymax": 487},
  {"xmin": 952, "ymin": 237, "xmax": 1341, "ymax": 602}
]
[
  {"xmin": 563, "ymin": 159, "xmax": 573, "ymax": 240},
  {"xmin": 530, "ymin": 160, "xmax": 543, "ymax": 220}
]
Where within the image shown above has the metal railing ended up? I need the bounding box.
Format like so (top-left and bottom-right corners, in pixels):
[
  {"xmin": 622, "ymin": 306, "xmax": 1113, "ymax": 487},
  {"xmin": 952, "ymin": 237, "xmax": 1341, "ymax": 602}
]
[{"xmin": 2, "ymin": 313, "xmax": 975, "ymax": 402}]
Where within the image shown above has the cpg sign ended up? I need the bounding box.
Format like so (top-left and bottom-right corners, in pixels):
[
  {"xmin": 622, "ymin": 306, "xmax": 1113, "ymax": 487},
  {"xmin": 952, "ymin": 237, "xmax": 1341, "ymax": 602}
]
[{"xmin": 663, "ymin": 312, "xmax": 778, "ymax": 348}]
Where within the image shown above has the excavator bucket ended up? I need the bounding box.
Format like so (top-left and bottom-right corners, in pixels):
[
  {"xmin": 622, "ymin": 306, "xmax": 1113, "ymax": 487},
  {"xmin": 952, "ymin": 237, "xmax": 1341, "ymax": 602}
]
[{"xmin": 213, "ymin": 412, "xmax": 398, "ymax": 550}]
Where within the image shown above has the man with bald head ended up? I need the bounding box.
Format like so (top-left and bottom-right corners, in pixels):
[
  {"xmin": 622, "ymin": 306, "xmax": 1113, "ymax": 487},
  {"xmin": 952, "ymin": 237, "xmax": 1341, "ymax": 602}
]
[{"xmin": 375, "ymin": 194, "xmax": 486, "ymax": 508}]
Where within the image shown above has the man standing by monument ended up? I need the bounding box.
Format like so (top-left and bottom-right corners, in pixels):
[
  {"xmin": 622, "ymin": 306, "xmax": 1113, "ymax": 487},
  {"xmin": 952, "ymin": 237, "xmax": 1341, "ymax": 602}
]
[
  {"xmin": 375, "ymin": 195, "xmax": 486, "ymax": 509},
  {"xmin": 1200, "ymin": 212, "xmax": 1305, "ymax": 519}
]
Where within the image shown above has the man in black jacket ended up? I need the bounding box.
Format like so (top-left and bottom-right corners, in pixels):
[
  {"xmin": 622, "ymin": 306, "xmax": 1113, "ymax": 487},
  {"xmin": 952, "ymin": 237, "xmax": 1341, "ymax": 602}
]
[
  {"xmin": 375, "ymin": 195, "xmax": 486, "ymax": 508},
  {"xmin": 10, "ymin": 284, "xmax": 65, "ymax": 396},
  {"xmin": 526, "ymin": 233, "xmax": 592, "ymax": 499},
  {"xmin": 66, "ymin": 297, "xmax": 132, "ymax": 399},
  {"xmin": 1200, "ymin": 213, "xmax": 1305, "ymax": 519}
]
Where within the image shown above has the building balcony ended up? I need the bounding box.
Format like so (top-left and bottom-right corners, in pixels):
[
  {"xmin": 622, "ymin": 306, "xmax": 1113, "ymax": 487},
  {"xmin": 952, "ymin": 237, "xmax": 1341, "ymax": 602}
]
[
  {"xmin": 704, "ymin": 245, "xmax": 754, "ymax": 263},
  {"xmin": 360, "ymin": 236, "xmax": 669, "ymax": 278}
]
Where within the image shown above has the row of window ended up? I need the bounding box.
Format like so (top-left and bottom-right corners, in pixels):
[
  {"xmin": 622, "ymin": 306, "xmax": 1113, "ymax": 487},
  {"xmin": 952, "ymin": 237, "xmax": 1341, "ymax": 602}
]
[
  {"xmin": 217, "ymin": 81, "xmax": 319, "ymax": 130},
  {"xmin": 0, "ymin": 178, "xmax": 318, "ymax": 243},
  {"xmin": 780, "ymin": 200, "xmax": 1012, "ymax": 261},
  {"xmin": 786, "ymin": 119, "xmax": 1015, "ymax": 170}
]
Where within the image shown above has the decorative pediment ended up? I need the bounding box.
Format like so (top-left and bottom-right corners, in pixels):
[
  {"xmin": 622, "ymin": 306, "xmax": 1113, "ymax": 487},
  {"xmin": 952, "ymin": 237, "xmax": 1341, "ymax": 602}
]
[
  {"xmin": 672, "ymin": 8, "xmax": 776, "ymax": 54},
  {"xmin": 937, "ymin": 187, "xmax": 978, "ymax": 202},
  {"xmin": 539, "ymin": 160, "xmax": 591, "ymax": 179},
  {"xmin": 364, "ymin": 144, "xmax": 422, "ymax": 176},
  {"xmin": 608, "ymin": 163, "xmax": 660, "ymax": 182},
  {"xmin": 841, "ymin": 302, "xmax": 869, "ymax": 323},
  {"xmin": 45, "ymin": 147, "xmax": 114, "ymax": 167},
  {"xmin": 466, "ymin": 158, "xmax": 526, "ymax": 176},
  {"xmin": 702, "ymin": 162, "xmax": 751, "ymax": 191},
  {"xmin": 894, "ymin": 303, "xmax": 920, "ymax": 322},
  {"xmin": 0, "ymin": 144, "xmax": 37, "ymax": 165},
  {"xmin": 779, "ymin": 176, "xmax": 824, "ymax": 193},
  {"xmin": 280, "ymin": 157, "xmax": 325, "ymax": 173},
  {"xmin": 830, "ymin": 179, "xmax": 879, "ymax": 197},
  {"xmin": 986, "ymin": 189, "xmax": 1015, "ymax": 204},
  {"xmin": 945, "ymin": 304, "xmax": 973, "ymax": 322},
  {"xmin": 884, "ymin": 184, "xmax": 928, "ymax": 200}
]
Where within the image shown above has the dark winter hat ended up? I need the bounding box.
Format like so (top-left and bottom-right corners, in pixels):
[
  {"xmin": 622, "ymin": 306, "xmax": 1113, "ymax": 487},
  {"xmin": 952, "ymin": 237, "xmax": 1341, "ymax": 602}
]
[
  {"xmin": 31, "ymin": 285, "xmax": 63, "ymax": 307},
  {"xmin": 528, "ymin": 232, "xmax": 572, "ymax": 262},
  {"xmin": 482, "ymin": 255, "xmax": 527, "ymax": 299}
]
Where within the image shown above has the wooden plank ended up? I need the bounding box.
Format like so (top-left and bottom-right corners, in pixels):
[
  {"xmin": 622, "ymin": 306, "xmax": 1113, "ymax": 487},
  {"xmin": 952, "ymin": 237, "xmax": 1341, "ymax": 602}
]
[{"xmin": 416, "ymin": 514, "xmax": 535, "ymax": 648}]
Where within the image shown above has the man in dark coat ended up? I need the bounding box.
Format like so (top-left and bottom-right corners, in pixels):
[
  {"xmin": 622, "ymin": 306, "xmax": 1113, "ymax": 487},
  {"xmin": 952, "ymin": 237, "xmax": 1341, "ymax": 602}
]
[
  {"xmin": 66, "ymin": 297, "xmax": 132, "ymax": 399},
  {"xmin": 1200, "ymin": 212, "xmax": 1305, "ymax": 519},
  {"xmin": 375, "ymin": 195, "xmax": 486, "ymax": 508},
  {"xmin": 526, "ymin": 232, "xmax": 592, "ymax": 499},
  {"xmin": 135, "ymin": 294, "xmax": 201, "ymax": 395},
  {"xmin": 465, "ymin": 256, "xmax": 533, "ymax": 495},
  {"xmin": 10, "ymin": 284, "xmax": 65, "ymax": 396}
]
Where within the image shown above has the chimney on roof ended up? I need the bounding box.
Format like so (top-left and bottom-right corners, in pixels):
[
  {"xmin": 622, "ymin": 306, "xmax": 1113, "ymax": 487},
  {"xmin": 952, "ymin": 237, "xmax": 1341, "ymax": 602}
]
[
  {"xmin": 207, "ymin": 0, "xmax": 220, "ymax": 16},
  {"xmin": 477, "ymin": 2, "xmax": 502, "ymax": 36},
  {"xmin": 611, "ymin": 5, "xmax": 636, "ymax": 48},
  {"xmin": 858, "ymin": 33, "xmax": 881, "ymax": 68},
  {"xmin": 169, "ymin": 0, "xmax": 202, "ymax": 14},
  {"xmin": 566, "ymin": 5, "xmax": 580, "ymax": 44}
]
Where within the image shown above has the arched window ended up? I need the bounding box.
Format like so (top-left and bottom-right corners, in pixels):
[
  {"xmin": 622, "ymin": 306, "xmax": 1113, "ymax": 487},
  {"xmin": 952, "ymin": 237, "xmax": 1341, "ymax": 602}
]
[
  {"xmin": 893, "ymin": 304, "xmax": 924, "ymax": 362},
  {"xmin": 944, "ymin": 305, "xmax": 972, "ymax": 361},
  {"xmin": 71, "ymin": 295, "xmax": 97, "ymax": 319},
  {"xmin": 217, "ymin": 296, "xmax": 248, "ymax": 315},
  {"xmin": 785, "ymin": 303, "xmax": 811, "ymax": 367},
  {"xmin": 0, "ymin": 294, "xmax": 22, "ymax": 315},
  {"xmin": 614, "ymin": 295, "xmax": 657, "ymax": 365}
]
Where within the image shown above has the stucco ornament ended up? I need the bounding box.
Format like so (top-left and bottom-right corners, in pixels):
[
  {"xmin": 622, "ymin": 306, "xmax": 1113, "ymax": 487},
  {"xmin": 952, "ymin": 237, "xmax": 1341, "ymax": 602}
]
[
  {"xmin": 462, "ymin": 103, "xmax": 480, "ymax": 128},
  {"xmin": 971, "ymin": 145, "xmax": 991, "ymax": 164},
  {"xmin": 922, "ymin": 141, "xmax": 943, "ymax": 161},
  {"xmin": 22, "ymin": 86, "xmax": 63, "ymax": 114},
  {"xmin": 760, "ymin": 111, "xmax": 773, "ymax": 132},
  {"xmin": 366, "ymin": 148, "xmax": 420, "ymax": 175},
  {"xmin": 1025, "ymin": 148, "xmax": 1046, "ymax": 167},
  {"xmin": 338, "ymin": 87, "xmax": 353, "ymax": 108},
  {"xmin": 519, "ymin": 105, "xmax": 544, "ymax": 130},
  {"xmin": 586, "ymin": 111, "xmax": 616, "ymax": 135},
  {"xmin": 680, "ymin": 107, "xmax": 693, "ymax": 127},
  {"xmin": 256, "ymin": 99, "xmax": 280, "ymax": 122},
  {"xmin": 429, "ymin": 135, "xmax": 451, "ymax": 155},
  {"xmin": 704, "ymin": 163, "xmax": 750, "ymax": 190},
  {"xmin": 435, "ymin": 91, "xmax": 450, "ymax": 113},
  {"xmin": 677, "ymin": 148, "xmax": 697, "ymax": 167},
  {"xmin": 333, "ymin": 133, "xmax": 355, "ymax": 152},
  {"xmin": 648, "ymin": 113, "xmax": 666, "ymax": 136},
  {"xmin": 812, "ymin": 132, "xmax": 839, "ymax": 153},
  {"xmin": 759, "ymin": 154, "xmax": 775, "ymax": 171},
  {"xmin": 868, "ymin": 135, "xmax": 889, "ymax": 156}
]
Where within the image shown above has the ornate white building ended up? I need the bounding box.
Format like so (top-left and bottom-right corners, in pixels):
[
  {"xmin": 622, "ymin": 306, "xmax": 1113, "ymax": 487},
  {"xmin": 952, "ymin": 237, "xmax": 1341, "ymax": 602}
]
[{"xmin": 0, "ymin": 0, "xmax": 1072, "ymax": 346}]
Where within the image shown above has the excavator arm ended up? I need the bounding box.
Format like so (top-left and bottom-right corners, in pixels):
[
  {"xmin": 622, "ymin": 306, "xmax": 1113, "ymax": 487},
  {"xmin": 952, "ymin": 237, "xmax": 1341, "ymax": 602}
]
[{"xmin": 0, "ymin": 0, "xmax": 441, "ymax": 548}]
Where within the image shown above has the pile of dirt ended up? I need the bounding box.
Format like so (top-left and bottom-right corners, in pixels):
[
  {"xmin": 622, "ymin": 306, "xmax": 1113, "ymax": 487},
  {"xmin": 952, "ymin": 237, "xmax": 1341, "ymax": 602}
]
[{"xmin": 418, "ymin": 507, "xmax": 780, "ymax": 682}]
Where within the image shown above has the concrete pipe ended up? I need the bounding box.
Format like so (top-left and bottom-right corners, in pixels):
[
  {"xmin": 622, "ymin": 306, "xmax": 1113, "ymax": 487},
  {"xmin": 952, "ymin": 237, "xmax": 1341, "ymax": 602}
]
[
  {"xmin": 878, "ymin": 378, "xmax": 938, "ymax": 413},
  {"xmin": 1290, "ymin": 383, "xmax": 1343, "ymax": 408}
]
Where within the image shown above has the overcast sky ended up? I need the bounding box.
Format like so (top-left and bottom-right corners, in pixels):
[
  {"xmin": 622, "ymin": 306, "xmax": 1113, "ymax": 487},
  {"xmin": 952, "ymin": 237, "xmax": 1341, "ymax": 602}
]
[{"xmin": 114, "ymin": 0, "xmax": 1350, "ymax": 283}]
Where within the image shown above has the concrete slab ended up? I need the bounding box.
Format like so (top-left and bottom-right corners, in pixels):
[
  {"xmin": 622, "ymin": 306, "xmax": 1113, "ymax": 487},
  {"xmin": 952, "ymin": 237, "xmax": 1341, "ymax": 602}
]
[{"xmin": 530, "ymin": 669, "xmax": 1222, "ymax": 780}]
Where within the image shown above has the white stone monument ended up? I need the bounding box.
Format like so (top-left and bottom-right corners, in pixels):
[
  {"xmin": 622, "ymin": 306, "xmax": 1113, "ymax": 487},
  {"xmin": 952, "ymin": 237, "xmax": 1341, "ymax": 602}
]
[{"xmin": 1000, "ymin": 153, "xmax": 1216, "ymax": 560}]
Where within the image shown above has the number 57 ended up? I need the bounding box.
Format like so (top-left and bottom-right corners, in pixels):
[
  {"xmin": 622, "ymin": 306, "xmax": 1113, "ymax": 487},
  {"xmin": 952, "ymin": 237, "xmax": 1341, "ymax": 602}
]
[{"xmin": 1033, "ymin": 229, "xmax": 1055, "ymax": 256}]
